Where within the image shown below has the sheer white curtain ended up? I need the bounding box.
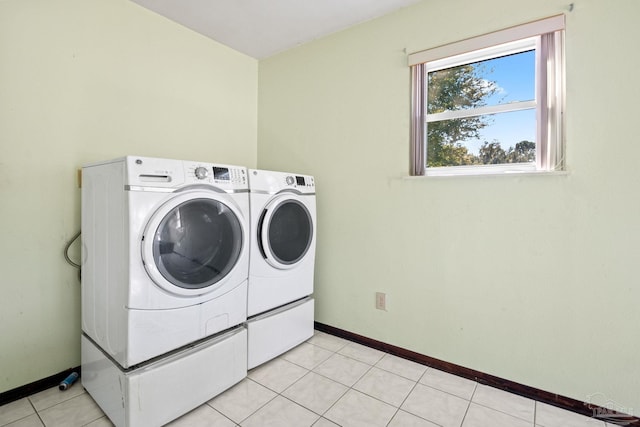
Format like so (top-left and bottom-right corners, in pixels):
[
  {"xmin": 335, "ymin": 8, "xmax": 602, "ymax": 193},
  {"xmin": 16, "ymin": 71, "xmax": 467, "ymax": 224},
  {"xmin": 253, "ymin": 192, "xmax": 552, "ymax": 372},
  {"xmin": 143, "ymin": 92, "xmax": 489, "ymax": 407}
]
[
  {"xmin": 410, "ymin": 63, "xmax": 426, "ymax": 176},
  {"xmin": 537, "ymin": 30, "xmax": 565, "ymax": 171}
]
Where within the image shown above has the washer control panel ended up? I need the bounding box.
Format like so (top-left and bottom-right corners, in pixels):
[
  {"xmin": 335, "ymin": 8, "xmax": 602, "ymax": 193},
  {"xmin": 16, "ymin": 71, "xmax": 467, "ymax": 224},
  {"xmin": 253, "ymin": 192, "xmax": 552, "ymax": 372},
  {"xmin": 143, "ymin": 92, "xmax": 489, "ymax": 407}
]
[
  {"xmin": 126, "ymin": 156, "xmax": 247, "ymax": 189},
  {"xmin": 188, "ymin": 164, "xmax": 246, "ymax": 185},
  {"xmin": 212, "ymin": 166, "xmax": 246, "ymax": 184}
]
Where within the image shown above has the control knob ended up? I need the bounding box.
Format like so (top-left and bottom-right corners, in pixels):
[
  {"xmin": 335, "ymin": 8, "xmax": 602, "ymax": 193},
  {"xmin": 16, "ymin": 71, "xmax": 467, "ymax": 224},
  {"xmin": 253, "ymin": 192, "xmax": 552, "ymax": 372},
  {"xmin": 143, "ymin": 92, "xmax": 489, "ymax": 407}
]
[
  {"xmin": 194, "ymin": 167, "xmax": 209, "ymax": 180},
  {"xmin": 285, "ymin": 176, "xmax": 295, "ymax": 185}
]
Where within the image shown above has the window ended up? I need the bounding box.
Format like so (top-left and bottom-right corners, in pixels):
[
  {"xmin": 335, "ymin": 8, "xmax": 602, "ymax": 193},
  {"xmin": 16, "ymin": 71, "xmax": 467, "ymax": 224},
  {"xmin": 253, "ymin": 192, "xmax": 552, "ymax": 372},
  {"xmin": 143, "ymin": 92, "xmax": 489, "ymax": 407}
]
[{"xmin": 409, "ymin": 15, "xmax": 565, "ymax": 176}]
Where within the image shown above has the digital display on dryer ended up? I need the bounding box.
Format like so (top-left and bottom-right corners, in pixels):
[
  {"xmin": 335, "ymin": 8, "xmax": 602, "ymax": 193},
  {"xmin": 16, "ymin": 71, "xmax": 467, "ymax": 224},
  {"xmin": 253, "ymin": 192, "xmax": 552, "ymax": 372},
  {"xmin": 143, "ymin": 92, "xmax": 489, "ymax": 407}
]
[
  {"xmin": 213, "ymin": 167, "xmax": 230, "ymax": 181},
  {"xmin": 296, "ymin": 176, "xmax": 305, "ymax": 186}
]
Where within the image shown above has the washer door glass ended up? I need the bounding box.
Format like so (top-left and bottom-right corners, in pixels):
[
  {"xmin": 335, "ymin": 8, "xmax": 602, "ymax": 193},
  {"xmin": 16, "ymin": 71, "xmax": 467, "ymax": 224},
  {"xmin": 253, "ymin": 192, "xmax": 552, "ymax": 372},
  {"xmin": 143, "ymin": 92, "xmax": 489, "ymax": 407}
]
[
  {"xmin": 153, "ymin": 198, "xmax": 243, "ymax": 289},
  {"xmin": 260, "ymin": 199, "xmax": 313, "ymax": 268}
]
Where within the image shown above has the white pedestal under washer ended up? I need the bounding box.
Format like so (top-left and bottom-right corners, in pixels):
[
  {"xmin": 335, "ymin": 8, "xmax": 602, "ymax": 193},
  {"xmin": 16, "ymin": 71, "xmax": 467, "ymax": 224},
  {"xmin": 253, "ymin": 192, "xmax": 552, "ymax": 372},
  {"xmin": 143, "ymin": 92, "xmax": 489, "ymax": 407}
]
[
  {"xmin": 246, "ymin": 169, "xmax": 316, "ymax": 368},
  {"xmin": 81, "ymin": 326, "xmax": 247, "ymax": 427},
  {"xmin": 81, "ymin": 156, "xmax": 250, "ymax": 369}
]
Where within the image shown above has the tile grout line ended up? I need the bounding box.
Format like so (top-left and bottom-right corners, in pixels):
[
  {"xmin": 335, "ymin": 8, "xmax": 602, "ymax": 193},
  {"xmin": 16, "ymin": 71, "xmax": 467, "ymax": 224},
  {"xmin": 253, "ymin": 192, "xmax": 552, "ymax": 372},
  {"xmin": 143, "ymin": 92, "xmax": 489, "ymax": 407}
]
[
  {"xmin": 458, "ymin": 382, "xmax": 479, "ymax": 427},
  {"xmin": 469, "ymin": 387, "xmax": 537, "ymax": 424},
  {"xmin": 386, "ymin": 374, "xmax": 444, "ymax": 427},
  {"xmin": 374, "ymin": 358, "xmax": 431, "ymax": 383},
  {"xmin": 282, "ymin": 338, "xmax": 347, "ymax": 426},
  {"xmin": 400, "ymin": 365, "xmax": 476, "ymax": 427},
  {"xmin": 240, "ymin": 377, "xmax": 281, "ymax": 424},
  {"xmin": 27, "ymin": 396, "xmax": 46, "ymax": 427},
  {"xmin": 203, "ymin": 402, "xmax": 239, "ymax": 427},
  {"xmin": 320, "ymin": 358, "xmax": 375, "ymax": 426}
]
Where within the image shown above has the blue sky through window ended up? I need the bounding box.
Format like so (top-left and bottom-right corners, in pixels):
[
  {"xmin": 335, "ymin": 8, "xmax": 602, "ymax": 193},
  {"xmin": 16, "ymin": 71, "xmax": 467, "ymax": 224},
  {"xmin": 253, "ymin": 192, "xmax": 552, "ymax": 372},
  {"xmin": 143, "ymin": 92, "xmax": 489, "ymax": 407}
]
[{"xmin": 465, "ymin": 49, "xmax": 536, "ymax": 155}]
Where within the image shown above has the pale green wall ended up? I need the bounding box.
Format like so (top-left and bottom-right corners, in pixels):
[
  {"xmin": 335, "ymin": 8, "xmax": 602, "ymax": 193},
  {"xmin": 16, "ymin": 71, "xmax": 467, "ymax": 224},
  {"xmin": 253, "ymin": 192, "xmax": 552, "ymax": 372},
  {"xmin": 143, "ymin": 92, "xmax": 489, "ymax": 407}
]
[
  {"xmin": 3, "ymin": 0, "xmax": 639, "ymax": 413},
  {"xmin": 259, "ymin": 0, "xmax": 640, "ymax": 413},
  {"xmin": 0, "ymin": 0, "xmax": 257, "ymax": 393}
]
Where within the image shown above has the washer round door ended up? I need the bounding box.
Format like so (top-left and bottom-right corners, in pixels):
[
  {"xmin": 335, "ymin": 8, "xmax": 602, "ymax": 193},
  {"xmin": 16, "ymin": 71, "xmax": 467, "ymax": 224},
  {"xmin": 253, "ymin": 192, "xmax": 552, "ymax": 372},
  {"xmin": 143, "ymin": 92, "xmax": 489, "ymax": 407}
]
[
  {"xmin": 258, "ymin": 194, "xmax": 314, "ymax": 270},
  {"xmin": 142, "ymin": 191, "xmax": 245, "ymax": 296}
]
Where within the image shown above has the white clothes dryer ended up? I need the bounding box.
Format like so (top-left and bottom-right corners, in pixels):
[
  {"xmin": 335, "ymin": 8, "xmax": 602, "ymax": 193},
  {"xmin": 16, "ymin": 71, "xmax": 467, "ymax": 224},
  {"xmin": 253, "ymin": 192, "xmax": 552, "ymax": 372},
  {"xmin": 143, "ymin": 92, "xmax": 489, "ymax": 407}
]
[
  {"xmin": 81, "ymin": 156, "xmax": 249, "ymax": 368},
  {"xmin": 246, "ymin": 169, "xmax": 316, "ymax": 368},
  {"xmin": 247, "ymin": 169, "xmax": 316, "ymax": 316}
]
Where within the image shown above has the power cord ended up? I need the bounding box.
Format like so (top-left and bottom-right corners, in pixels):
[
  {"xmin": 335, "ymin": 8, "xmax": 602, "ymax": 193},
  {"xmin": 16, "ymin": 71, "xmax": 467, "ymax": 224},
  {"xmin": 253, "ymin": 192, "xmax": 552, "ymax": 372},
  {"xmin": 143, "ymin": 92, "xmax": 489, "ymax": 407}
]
[{"xmin": 64, "ymin": 231, "xmax": 81, "ymax": 280}]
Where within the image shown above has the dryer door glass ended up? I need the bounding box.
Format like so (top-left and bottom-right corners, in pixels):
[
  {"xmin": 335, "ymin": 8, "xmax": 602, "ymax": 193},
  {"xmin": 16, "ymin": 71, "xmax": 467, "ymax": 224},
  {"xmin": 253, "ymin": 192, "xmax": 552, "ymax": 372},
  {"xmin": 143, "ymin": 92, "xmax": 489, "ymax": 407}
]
[
  {"xmin": 262, "ymin": 199, "xmax": 313, "ymax": 266},
  {"xmin": 153, "ymin": 198, "xmax": 243, "ymax": 289}
]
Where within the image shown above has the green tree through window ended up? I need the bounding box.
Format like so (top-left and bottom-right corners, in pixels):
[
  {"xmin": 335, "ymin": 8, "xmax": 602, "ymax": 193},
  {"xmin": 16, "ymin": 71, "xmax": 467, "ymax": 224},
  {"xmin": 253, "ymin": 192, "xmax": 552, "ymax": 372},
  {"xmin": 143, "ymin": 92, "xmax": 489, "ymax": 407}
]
[{"xmin": 427, "ymin": 64, "xmax": 497, "ymax": 166}]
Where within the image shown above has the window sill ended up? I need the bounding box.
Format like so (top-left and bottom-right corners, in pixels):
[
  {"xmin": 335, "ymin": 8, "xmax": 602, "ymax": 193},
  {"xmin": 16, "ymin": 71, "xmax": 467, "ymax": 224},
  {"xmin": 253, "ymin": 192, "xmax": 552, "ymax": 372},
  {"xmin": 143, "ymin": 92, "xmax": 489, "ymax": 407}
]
[{"xmin": 403, "ymin": 169, "xmax": 569, "ymax": 179}]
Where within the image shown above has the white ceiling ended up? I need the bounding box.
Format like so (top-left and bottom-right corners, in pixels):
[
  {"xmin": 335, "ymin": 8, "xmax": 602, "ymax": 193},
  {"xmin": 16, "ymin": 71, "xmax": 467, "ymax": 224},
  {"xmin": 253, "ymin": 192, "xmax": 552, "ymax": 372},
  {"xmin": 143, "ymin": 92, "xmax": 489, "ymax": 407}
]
[{"xmin": 130, "ymin": 0, "xmax": 422, "ymax": 59}]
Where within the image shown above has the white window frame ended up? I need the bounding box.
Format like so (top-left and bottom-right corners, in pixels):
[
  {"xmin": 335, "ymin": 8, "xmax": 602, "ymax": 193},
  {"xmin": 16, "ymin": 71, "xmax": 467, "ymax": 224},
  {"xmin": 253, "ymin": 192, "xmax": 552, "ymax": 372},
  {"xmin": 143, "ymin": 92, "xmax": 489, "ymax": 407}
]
[{"xmin": 409, "ymin": 15, "xmax": 566, "ymax": 177}]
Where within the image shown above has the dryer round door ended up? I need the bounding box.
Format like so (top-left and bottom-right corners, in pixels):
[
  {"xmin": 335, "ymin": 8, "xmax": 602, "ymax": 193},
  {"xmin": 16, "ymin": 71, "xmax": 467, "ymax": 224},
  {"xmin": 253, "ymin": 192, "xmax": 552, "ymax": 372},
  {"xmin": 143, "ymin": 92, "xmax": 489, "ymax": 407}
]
[
  {"xmin": 141, "ymin": 191, "xmax": 245, "ymax": 296},
  {"xmin": 258, "ymin": 195, "xmax": 314, "ymax": 270}
]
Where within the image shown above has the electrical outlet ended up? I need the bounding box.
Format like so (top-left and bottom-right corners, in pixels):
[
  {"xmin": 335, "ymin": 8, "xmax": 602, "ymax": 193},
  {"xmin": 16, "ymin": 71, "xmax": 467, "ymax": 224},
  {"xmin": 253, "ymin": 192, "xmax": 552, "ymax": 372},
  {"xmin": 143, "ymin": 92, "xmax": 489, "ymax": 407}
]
[{"xmin": 375, "ymin": 292, "xmax": 386, "ymax": 310}]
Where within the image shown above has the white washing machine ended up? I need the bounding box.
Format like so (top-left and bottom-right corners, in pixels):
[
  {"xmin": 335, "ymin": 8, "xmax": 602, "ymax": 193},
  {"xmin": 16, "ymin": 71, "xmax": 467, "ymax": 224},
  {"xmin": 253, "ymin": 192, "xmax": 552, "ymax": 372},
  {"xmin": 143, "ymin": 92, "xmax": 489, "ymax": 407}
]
[
  {"xmin": 81, "ymin": 156, "xmax": 249, "ymax": 426},
  {"xmin": 246, "ymin": 169, "xmax": 316, "ymax": 368},
  {"xmin": 82, "ymin": 156, "xmax": 250, "ymax": 368}
]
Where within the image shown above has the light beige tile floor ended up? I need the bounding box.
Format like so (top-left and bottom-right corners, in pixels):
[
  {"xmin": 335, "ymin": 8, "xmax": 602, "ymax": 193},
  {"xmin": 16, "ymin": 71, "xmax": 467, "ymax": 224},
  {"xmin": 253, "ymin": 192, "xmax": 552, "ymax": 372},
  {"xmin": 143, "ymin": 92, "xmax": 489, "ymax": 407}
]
[{"xmin": 0, "ymin": 331, "xmax": 623, "ymax": 427}]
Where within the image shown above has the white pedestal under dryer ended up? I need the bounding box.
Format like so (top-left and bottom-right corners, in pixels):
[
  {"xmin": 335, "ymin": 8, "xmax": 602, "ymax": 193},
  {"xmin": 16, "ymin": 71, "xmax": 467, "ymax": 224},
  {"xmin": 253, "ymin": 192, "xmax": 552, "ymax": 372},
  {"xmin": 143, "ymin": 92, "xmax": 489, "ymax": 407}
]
[
  {"xmin": 81, "ymin": 156, "xmax": 250, "ymax": 426},
  {"xmin": 246, "ymin": 169, "xmax": 317, "ymax": 369}
]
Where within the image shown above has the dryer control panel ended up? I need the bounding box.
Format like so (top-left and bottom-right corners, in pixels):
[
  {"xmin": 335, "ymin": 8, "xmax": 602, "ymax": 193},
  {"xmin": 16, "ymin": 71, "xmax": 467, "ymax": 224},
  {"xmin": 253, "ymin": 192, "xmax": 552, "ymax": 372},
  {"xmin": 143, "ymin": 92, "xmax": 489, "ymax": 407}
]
[
  {"xmin": 249, "ymin": 169, "xmax": 315, "ymax": 194},
  {"xmin": 286, "ymin": 174, "xmax": 315, "ymax": 189}
]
